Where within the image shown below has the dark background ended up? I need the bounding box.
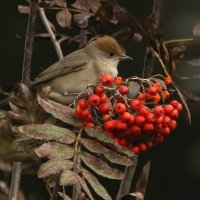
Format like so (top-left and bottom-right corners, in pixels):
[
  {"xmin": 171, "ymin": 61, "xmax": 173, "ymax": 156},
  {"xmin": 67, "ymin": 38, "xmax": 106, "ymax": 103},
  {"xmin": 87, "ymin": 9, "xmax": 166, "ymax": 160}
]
[{"xmin": 0, "ymin": 0, "xmax": 200, "ymax": 200}]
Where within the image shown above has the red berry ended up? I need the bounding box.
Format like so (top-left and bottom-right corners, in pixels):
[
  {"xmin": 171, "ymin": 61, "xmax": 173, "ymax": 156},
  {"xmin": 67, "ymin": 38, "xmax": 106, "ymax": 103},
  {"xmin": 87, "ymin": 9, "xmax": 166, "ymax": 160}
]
[
  {"xmin": 78, "ymin": 99, "xmax": 88, "ymax": 110},
  {"xmin": 165, "ymin": 76, "xmax": 172, "ymax": 85},
  {"xmin": 139, "ymin": 106, "xmax": 150, "ymax": 116},
  {"xmin": 146, "ymin": 113, "xmax": 156, "ymax": 123},
  {"xmin": 153, "ymin": 105, "xmax": 164, "ymax": 116},
  {"xmin": 139, "ymin": 143, "xmax": 147, "ymax": 152},
  {"xmin": 116, "ymin": 120, "xmax": 127, "ymax": 130},
  {"xmin": 121, "ymin": 112, "xmax": 133, "ymax": 122},
  {"xmin": 130, "ymin": 99, "xmax": 141, "ymax": 110},
  {"xmin": 135, "ymin": 115, "xmax": 146, "ymax": 126},
  {"xmin": 146, "ymin": 141, "xmax": 154, "ymax": 148},
  {"xmin": 131, "ymin": 125, "xmax": 142, "ymax": 135},
  {"xmin": 99, "ymin": 74, "xmax": 114, "ymax": 86},
  {"xmin": 147, "ymin": 86, "xmax": 157, "ymax": 95},
  {"xmin": 162, "ymin": 90, "xmax": 170, "ymax": 99},
  {"xmin": 95, "ymin": 86, "xmax": 104, "ymax": 94},
  {"xmin": 114, "ymin": 76, "xmax": 123, "ymax": 86},
  {"xmin": 80, "ymin": 109, "xmax": 90, "ymax": 119},
  {"xmin": 163, "ymin": 116, "xmax": 171, "ymax": 127},
  {"xmin": 170, "ymin": 109, "xmax": 179, "ymax": 119},
  {"xmin": 88, "ymin": 94, "xmax": 100, "ymax": 107},
  {"xmin": 114, "ymin": 103, "xmax": 126, "ymax": 115},
  {"xmin": 170, "ymin": 100, "xmax": 179, "ymax": 108},
  {"xmin": 155, "ymin": 115, "xmax": 164, "ymax": 124},
  {"xmin": 164, "ymin": 104, "xmax": 174, "ymax": 115},
  {"xmin": 99, "ymin": 103, "xmax": 110, "ymax": 114},
  {"xmin": 137, "ymin": 93, "xmax": 146, "ymax": 101},
  {"xmin": 118, "ymin": 139, "xmax": 128, "ymax": 147},
  {"xmin": 84, "ymin": 122, "xmax": 94, "ymax": 127},
  {"xmin": 155, "ymin": 134, "xmax": 164, "ymax": 143},
  {"xmin": 104, "ymin": 120, "xmax": 117, "ymax": 131},
  {"xmin": 161, "ymin": 127, "xmax": 170, "ymax": 136},
  {"xmin": 118, "ymin": 85, "xmax": 129, "ymax": 95},
  {"xmin": 130, "ymin": 146, "xmax": 140, "ymax": 155},
  {"xmin": 143, "ymin": 123, "xmax": 154, "ymax": 132},
  {"xmin": 155, "ymin": 124, "xmax": 163, "ymax": 133},
  {"xmin": 169, "ymin": 119, "xmax": 177, "ymax": 130},
  {"xmin": 177, "ymin": 103, "xmax": 183, "ymax": 112},
  {"xmin": 100, "ymin": 93, "xmax": 108, "ymax": 103}
]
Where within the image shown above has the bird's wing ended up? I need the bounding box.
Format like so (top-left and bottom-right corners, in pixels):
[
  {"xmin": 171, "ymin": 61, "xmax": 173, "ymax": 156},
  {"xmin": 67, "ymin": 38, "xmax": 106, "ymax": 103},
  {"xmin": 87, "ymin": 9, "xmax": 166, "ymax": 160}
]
[{"xmin": 33, "ymin": 49, "xmax": 89, "ymax": 85}]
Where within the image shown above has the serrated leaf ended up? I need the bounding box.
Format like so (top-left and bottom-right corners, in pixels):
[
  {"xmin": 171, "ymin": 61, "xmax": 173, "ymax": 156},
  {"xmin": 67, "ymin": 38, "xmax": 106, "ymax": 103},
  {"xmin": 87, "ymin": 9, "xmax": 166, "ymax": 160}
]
[
  {"xmin": 84, "ymin": 127, "xmax": 134, "ymax": 157},
  {"xmin": 80, "ymin": 152, "xmax": 123, "ymax": 180},
  {"xmin": 55, "ymin": 0, "xmax": 67, "ymax": 7},
  {"xmin": 0, "ymin": 110, "xmax": 6, "ymax": 119},
  {"xmin": 38, "ymin": 158, "xmax": 73, "ymax": 178},
  {"xmin": 80, "ymin": 138, "xmax": 133, "ymax": 166},
  {"xmin": 88, "ymin": 0, "xmax": 101, "ymax": 13},
  {"xmin": 60, "ymin": 170, "xmax": 77, "ymax": 185},
  {"xmin": 58, "ymin": 192, "xmax": 72, "ymax": 200},
  {"xmin": 56, "ymin": 9, "xmax": 72, "ymax": 28},
  {"xmin": 81, "ymin": 168, "xmax": 112, "ymax": 200},
  {"xmin": 35, "ymin": 142, "xmax": 74, "ymax": 159},
  {"xmin": 72, "ymin": 0, "xmax": 87, "ymax": 10},
  {"xmin": 73, "ymin": 13, "xmax": 92, "ymax": 25},
  {"xmin": 127, "ymin": 81, "xmax": 140, "ymax": 99},
  {"xmin": 77, "ymin": 175, "xmax": 94, "ymax": 200},
  {"xmin": 18, "ymin": 124, "xmax": 76, "ymax": 144},
  {"xmin": 37, "ymin": 95, "xmax": 82, "ymax": 126}
]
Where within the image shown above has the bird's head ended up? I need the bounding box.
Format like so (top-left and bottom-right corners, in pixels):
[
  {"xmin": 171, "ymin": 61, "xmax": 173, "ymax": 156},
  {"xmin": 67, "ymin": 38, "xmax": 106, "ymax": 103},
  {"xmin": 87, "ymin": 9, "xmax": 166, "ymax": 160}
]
[{"xmin": 85, "ymin": 36, "xmax": 132, "ymax": 68}]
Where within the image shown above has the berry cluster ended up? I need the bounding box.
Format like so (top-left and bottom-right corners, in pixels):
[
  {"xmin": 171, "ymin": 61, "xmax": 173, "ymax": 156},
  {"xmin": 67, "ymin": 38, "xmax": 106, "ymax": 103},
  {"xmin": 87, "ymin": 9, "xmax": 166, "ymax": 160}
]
[{"xmin": 74, "ymin": 74, "xmax": 182, "ymax": 155}]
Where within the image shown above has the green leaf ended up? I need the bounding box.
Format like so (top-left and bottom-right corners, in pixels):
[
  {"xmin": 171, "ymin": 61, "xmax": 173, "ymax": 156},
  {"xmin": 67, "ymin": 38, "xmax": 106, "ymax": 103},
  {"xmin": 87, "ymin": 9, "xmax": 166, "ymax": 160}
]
[
  {"xmin": 80, "ymin": 138, "xmax": 133, "ymax": 166},
  {"xmin": 60, "ymin": 170, "xmax": 77, "ymax": 186},
  {"xmin": 18, "ymin": 124, "xmax": 76, "ymax": 144},
  {"xmin": 81, "ymin": 168, "xmax": 112, "ymax": 200},
  {"xmin": 38, "ymin": 158, "xmax": 73, "ymax": 178},
  {"xmin": 35, "ymin": 142, "xmax": 74, "ymax": 159},
  {"xmin": 80, "ymin": 152, "xmax": 123, "ymax": 180},
  {"xmin": 84, "ymin": 127, "xmax": 134, "ymax": 157},
  {"xmin": 37, "ymin": 95, "xmax": 82, "ymax": 126}
]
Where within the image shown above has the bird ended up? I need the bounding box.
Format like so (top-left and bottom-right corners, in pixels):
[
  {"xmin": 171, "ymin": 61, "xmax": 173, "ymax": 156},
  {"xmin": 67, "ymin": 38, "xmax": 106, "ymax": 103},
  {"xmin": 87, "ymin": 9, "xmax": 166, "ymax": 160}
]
[{"xmin": 34, "ymin": 36, "xmax": 131, "ymax": 105}]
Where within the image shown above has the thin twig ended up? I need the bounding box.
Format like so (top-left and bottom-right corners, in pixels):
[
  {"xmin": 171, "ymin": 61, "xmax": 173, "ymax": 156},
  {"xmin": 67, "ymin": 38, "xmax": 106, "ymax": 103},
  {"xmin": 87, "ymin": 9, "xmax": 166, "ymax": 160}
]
[
  {"xmin": 39, "ymin": 8, "xmax": 63, "ymax": 59},
  {"xmin": 50, "ymin": 178, "xmax": 60, "ymax": 200},
  {"xmin": 9, "ymin": 162, "xmax": 22, "ymax": 200},
  {"xmin": 9, "ymin": 1, "xmax": 39, "ymax": 200},
  {"xmin": 21, "ymin": 0, "xmax": 39, "ymax": 85},
  {"xmin": 142, "ymin": 0, "xmax": 164, "ymax": 78},
  {"xmin": 116, "ymin": 158, "xmax": 138, "ymax": 200}
]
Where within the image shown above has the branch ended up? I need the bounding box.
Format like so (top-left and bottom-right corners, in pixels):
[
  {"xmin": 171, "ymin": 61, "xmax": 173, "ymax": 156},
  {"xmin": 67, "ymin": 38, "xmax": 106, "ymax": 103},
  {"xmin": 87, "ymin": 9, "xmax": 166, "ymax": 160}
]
[
  {"xmin": 39, "ymin": 8, "xmax": 63, "ymax": 59},
  {"xmin": 10, "ymin": 1, "xmax": 39, "ymax": 200},
  {"xmin": 116, "ymin": 158, "xmax": 138, "ymax": 200},
  {"xmin": 142, "ymin": 0, "xmax": 164, "ymax": 78},
  {"xmin": 21, "ymin": 0, "xmax": 39, "ymax": 85}
]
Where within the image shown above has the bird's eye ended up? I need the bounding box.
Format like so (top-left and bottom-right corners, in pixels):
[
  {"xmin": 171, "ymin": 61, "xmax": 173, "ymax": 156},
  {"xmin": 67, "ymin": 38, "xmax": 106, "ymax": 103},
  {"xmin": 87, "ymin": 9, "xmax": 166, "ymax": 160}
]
[{"xmin": 107, "ymin": 52, "xmax": 114, "ymax": 58}]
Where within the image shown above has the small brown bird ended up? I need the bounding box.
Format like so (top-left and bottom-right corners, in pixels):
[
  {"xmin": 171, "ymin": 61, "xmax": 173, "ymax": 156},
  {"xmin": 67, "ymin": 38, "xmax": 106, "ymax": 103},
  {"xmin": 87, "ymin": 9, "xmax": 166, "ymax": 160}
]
[{"xmin": 33, "ymin": 36, "xmax": 132, "ymax": 104}]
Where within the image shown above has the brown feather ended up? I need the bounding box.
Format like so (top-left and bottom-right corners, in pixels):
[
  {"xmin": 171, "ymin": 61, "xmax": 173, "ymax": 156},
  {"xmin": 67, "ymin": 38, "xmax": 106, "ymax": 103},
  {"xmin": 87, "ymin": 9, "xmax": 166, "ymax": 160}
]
[{"xmin": 95, "ymin": 36, "xmax": 125, "ymax": 56}]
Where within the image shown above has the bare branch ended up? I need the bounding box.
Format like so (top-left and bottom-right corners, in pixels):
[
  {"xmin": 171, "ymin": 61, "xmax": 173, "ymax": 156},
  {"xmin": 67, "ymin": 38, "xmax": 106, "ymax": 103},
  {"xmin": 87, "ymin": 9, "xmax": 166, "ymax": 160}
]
[
  {"xmin": 21, "ymin": 0, "xmax": 39, "ymax": 85},
  {"xmin": 39, "ymin": 8, "xmax": 63, "ymax": 59}
]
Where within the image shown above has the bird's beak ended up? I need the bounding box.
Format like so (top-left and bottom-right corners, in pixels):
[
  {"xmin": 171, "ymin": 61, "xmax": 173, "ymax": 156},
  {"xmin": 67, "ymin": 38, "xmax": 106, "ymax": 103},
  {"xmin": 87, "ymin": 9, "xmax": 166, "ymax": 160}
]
[{"xmin": 119, "ymin": 54, "xmax": 133, "ymax": 61}]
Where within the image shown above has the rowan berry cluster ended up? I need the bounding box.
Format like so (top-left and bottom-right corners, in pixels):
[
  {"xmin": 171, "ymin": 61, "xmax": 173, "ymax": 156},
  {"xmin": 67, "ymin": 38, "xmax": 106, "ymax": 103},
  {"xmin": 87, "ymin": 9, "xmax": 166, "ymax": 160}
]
[{"xmin": 74, "ymin": 74, "xmax": 182, "ymax": 155}]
